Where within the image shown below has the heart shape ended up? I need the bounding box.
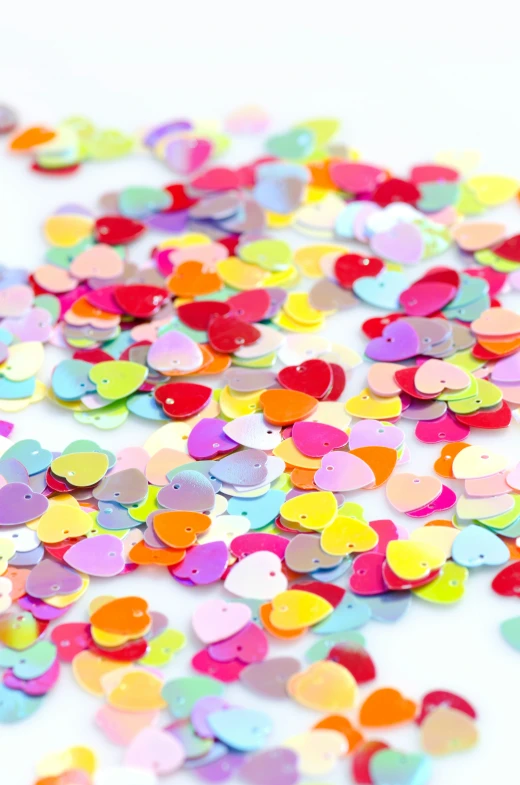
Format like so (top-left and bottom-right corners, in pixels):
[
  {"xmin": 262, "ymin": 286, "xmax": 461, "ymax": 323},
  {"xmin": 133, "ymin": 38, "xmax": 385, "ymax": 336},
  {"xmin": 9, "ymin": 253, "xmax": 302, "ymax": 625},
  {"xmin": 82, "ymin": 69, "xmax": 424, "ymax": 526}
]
[
  {"xmin": 454, "ymin": 401, "xmax": 512, "ymax": 430},
  {"xmin": 207, "ymin": 708, "xmax": 274, "ymax": 751},
  {"xmin": 284, "ymin": 534, "xmax": 342, "ymax": 572},
  {"xmin": 240, "ymin": 748, "xmax": 299, "ymax": 785},
  {"xmin": 370, "ymin": 749, "xmax": 432, "ymax": 785},
  {"xmin": 416, "ymin": 690, "xmax": 477, "ymax": 724},
  {"xmin": 287, "ymin": 660, "xmax": 357, "ymax": 712},
  {"xmin": 89, "ymin": 361, "xmax": 148, "ymax": 401},
  {"xmin": 349, "ymin": 553, "xmax": 387, "ymax": 595},
  {"xmin": 292, "ymin": 421, "xmax": 348, "ymax": 457},
  {"xmin": 452, "ymin": 524, "xmax": 509, "ymax": 568},
  {"xmin": 208, "ymin": 314, "xmax": 261, "ymax": 354},
  {"xmin": 386, "ymin": 473, "xmax": 442, "ymax": 513},
  {"xmin": 328, "ymin": 644, "xmax": 376, "ymax": 684},
  {"xmin": 154, "ymin": 382, "xmax": 212, "ymax": 419},
  {"xmin": 414, "ymin": 359, "xmax": 470, "ymax": 396},
  {"xmin": 413, "ymin": 562, "xmax": 468, "ymax": 604},
  {"xmin": 278, "ymin": 359, "xmax": 333, "ymax": 399},
  {"xmin": 239, "ymin": 657, "xmax": 301, "ymax": 699},
  {"xmin": 321, "ymin": 517, "xmax": 379, "ymax": 556},
  {"xmin": 157, "ymin": 471, "xmax": 215, "ymax": 512},
  {"xmin": 334, "ymin": 253, "xmax": 384, "ymax": 289},
  {"xmin": 192, "ymin": 599, "xmax": 252, "ymax": 644},
  {"xmin": 353, "ymin": 271, "xmax": 407, "ymax": 310},
  {"xmin": 270, "ymin": 590, "xmax": 333, "ymax": 631},
  {"xmin": 260, "ymin": 389, "xmax": 318, "ymax": 426},
  {"xmin": 419, "ymin": 706, "xmax": 478, "ymax": 756},
  {"xmin": 359, "ymin": 687, "xmax": 417, "ymax": 727},
  {"xmin": 280, "ymin": 491, "xmax": 337, "ymax": 531},
  {"xmin": 491, "ymin": 563, "xmax": 520, "ymax": 597},
  {"xmin": 153, "ymin": 510, "xmax": 210, "ymax": 549},
  {"xmin": 370, "ymin": 223, "xmax": 424, "ymax": 265},
  {"xmin": 95, "ymin": 216, "xmax": 145, "ymax": 245},
  {"xmin": 415, "ymin": 411, "xmax": 470, "ymax": 443},
  {"xmin": 224, "ymin": 552, "xmax": 287, "ymax": 600},
  {"xmin": 315, "ymin": 452, "xmax": 375, "ymax": 493},
  {"xmin": 330, "ymin": 162, "xmax": 386, "ymax": 193},
  {"xmin": 170, "ymin": 541, "xmax": 228, "ymax": 585},
  {"xmin": 165, "ymin": 136, "xmax": 212, "ymax": 175},
  {"xmin": 210, "ymin": 448, "xmax": 268, "ymax": 487},
  {"xmin": 124, "ymin": 727, "xmax": 185, "ymax": 774},
  {"xmin": 64, "ymin": 535, "xmax": 125, "ymax": 577},
  {"xmin": 208, "ymin": 622, "xmax": 268, "ymax": 664},
  {"xmin": 472, "ymin": 307, "xmax": 520, "ymax": 338},
  {"xmin": 386, "ymin": 540, "xmax": 445, "ymax": 581}
]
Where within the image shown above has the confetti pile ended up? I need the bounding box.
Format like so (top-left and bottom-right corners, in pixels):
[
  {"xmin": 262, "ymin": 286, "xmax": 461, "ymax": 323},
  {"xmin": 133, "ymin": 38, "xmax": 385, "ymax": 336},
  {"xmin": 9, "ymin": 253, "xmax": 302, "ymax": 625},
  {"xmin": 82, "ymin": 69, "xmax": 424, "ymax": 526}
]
[{"xmin": 1, "ymin": 108, "xmax": 520, "ymax": 784}]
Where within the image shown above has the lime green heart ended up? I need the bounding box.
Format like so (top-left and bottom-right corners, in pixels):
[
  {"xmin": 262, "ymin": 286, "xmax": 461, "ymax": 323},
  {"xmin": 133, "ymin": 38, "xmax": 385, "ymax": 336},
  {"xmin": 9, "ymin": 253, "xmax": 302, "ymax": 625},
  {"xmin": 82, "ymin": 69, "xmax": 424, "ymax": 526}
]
[
  {"xmin": 338, "ymin": 501, "xmax": 367, "ymax": 524},
  {"xmin": 413, "ymin": 219, "xmax": 452, "ymax": 258},
  {"xmin": 475, "ymin": 495, "xmax": 520, "ymax": 530},
  {"xmin": 240, "ymin": 239, "xmax": 292, "ymax": 272},
  {"xmin": 266, "ymin": 128, "xmax": 315, "ymax": 160},
  {"xmin": 60, "ymin": 115, "xmax": 96, "ymax": 138},
  {"xmin": 119, "ymin": 187, "xmax": 172, "ymax": 219},
  {"xmin": 438, "ymin": 374, "xmax": 477, "ymax": 402},
  {"xmin": 51, "ymin": 452, "xmax": 109, "ymax": 487},
  {"xmin": 128, "ymin": 485, "xmax": 160, "ymax": 523},
  {"xmin": 33, "ymin": 294, "xmax": 60, "ymax": 324},
  {"xmin": 295, "ymin": 118, "xmax": 340, "ymax": 146},
  {"xmin": 271, "ymin": 473, "xmax": 292, "ymax": 493},
  {"xmin": 445, "ymin": 350, "xmax": 485, "ymax": 373},
  {"xmin": 86, "ymin": 513, "xmax": 128, "ymax": 539},
  {"xmin": 139, "ymin": 629, "xmax": 186, "ymax": 666},
  {"xmin": 85, "ymin": 129, "xmax": 135, "ymax": 160},
  {"xmin": 232, "ymin": 352, "xmax": 277, "ymax": 368},
  {"xmin": 456, "ymin": 183, "xmax": 486, "ymax": 216},
  {"xmin": 46, "ymin": 239, "xmax": 94, "ymax": 268},
  {"xmin": 474, "ymin": 249, "xmax": 518, "ymax": 273},
  {"xmin": 448, "ymin": 378, "xmax": 502, "ymax": 414},
  {"xmin": 74, "ymin": 401, "xmax": 129, "ymax": 429},
  {"xmin": 89, "ymin": 361, "xmax": 148, "ymax": 401},
  {"xmin": 413, "ymin": 562, "xmax": 467, "ymax": 604}
]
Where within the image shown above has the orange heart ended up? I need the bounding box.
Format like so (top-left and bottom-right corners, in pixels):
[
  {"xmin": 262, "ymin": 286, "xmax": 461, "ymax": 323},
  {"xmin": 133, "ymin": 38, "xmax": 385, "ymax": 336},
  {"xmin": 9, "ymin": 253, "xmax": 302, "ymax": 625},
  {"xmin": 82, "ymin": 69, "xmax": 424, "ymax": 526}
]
[
  {"xmin": 4, "ymin": 566, "xmax": 29, "ymax": 600},
  {"xmin": 68, "ymin": 296, "xmax": 119, "ymax": 324},
  {"xmin": 479, "ymin": 335, "xmax": 520, "ymax": 355},
  {"xmin": 166, "ymin": 261, "xmax": 222, "ymax": 297},
  {"xmin": 153, "ymin": 511, "xmax": 211, "ymax": 549},
  {"xmin": 291, "ymin": 467, "xmax": 318, "ymax": 490},
  {"xmin": 359, "ymin": 687, "xmax": 417, "ymax": 727},
  {"xmin": 313, "ymin": 714, "xmax": 364, "ymax": 754},
  {"xmin": 259, "ymin": 602, "xmax": 308, "ymax": 640},
  {"xmin": 349, "ymin": 446, "xmax": 397, "ymax": 488},
  {"xmin": 386, "ymin": 473, "xmax": 442, "ymax": 513},
  {"xmin": 433, "ymin": 442, "xmax": 471, "ymax": 479},
  {"xmin": 308, "ymin": 159, "xmax": 339, "ymax": 190},
  {"xmin": 187, "ymin": 344, "xmax": 231, "ymax": 376},
  {"xmin": 424, "ymin": 518, "xmax": 457, "ymax": 528},
  {"xmin": 128, "ymin": 540, "xmax": 186, "ymax": 566},
  {"xmin": 90, "ymin": 596, "xmax": 151, "ymax": 637},
  {"xmin": 10, "ymin": 126, "xmax": 56, "ymax": 151},
  {"xmin": 260, "ymin": 389, "xmax": 318, "ymax": 426}
]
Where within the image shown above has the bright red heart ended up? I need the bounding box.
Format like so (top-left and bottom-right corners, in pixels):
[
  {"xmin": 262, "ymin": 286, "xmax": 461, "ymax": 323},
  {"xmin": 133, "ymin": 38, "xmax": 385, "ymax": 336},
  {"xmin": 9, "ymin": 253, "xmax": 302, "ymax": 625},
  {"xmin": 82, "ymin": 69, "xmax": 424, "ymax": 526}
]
[
  {"xmin": 293, "ymin": 581, "xmax": 346, "ymax": 608},
  {"xmin": 154, "ymin": 382, "xmax": 212, "ymax": 419},
  {"xmin": 361, "ymin": 313, "xmax": 402, "ymax": 339},
  {"xmin": 472, "ymin": 343, "xmax": 519, "ymax": 360},
  {"xmin": 416, "ymin": 690, "xmax": 477, "ymax": 725},
  {"xmin": 208, "ymin": 623, "xmax": 268, "ymax": 664},
  {"xmin": 351, "ymin": 740, "xmax": 389, "ymax": 784},
  {"xmin": 227, "ymin": 290, "xmax": 271, "ymax": 323},
  {"xmin": 328, "ymin": 644, "xmax": 376, "ymax": 684},
  {"xmin": 420, "ymin": 266, "xmax": 461, "ymax": 289},
  {"xmin": 45, "ymin": 469, "xmax": 74, "ymax": 493},
  {"xmin": 454, "ymin": 401, "xmax": 512, "ymax": 430},
  {"xmin": 89, "ymin": 637, "xmax": 149, "ymax": 662},
  {"xmin": 50, "ymin": 622, "xmax": 92, "ymax": 662},
  {"xmin": 491, "ymin": 562, "xmax": 520, "ymax": 597},
  {"xmin": 72, "ymin": 349, "xmax": 114, "ymax": 364},
  {"xmin": 324, "ymin": 363, "xmax": 346, "ymax": 401},
  {"xmin": 491, "ymin": 234, "xmax": 520, "ymax": 262},
  {"xmin": 32, "ymin": 163, "xmax": 81, "ymax": 176},
  {"xmin": 208, "ymin": 314, "xmax": 261, "ymax": 353},
  {"xmin": 163, "ymin": 183, "xmax": 199, "ymax": 212},
  {"xmin": 278, "ymin": 359, "xmax": 333, "ymax": 399},
  {"xmin": 349, "ymin": 553, "xmax": 386, "ymax": 595},
  {"xmin": 371, "ymin": 178, "xmax": 420, "ymax": 207},
  {"xmin": 177, "ymin": 300, "xmax": 231, "ymax": 331},
  {"xmin": 114, "ymin": 285, "xmax": 169, "ymax": 318},
  {"xmin": 191, "ymin": 649, "xmax": 245, "ymax": 682},
  {"xmin": 382, "ymin": 561, "xmax": 441, "ymax": 591},
  {"xmin": 335, "ymin": 253, "xmax": 384, "ymax": 290},
  {"xmin": 219, "ymin": 236, "xmax": 240, "ymax": 255},
  {"xmin": 95, "ymin": 215, "xmax": 146, "ymax": 244}
]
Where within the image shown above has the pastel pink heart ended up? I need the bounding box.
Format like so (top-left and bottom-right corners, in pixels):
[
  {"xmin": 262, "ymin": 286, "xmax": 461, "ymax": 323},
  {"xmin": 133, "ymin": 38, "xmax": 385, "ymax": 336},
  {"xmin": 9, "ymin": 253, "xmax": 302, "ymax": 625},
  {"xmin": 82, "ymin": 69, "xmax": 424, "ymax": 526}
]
[
  {"xmin": 314, "ymin": 451, "xmax": 375, "ymax": 492},
  {"xmin": 165, "ymin": 137, "xmax": 213, "ymax": 175},
  {"xmin": 414, "ymin": 359, "xmax": 470, "ymax": 395},
  {"xmin": 111, "ymin": 447, "xmax": 150, "ymax": 475},
  {"xmin": 506, "ymin": 463, "xmax": 520, "ymax": 492},
  {"xmin": 96, "ymin": 705, "xmax": 160, "ymax": 746},
  {"xmin": 124, "ymin": 727, "xmax": 185, "ymax": 774},
  {"xmin": 370, "ymin": 222, "xmax": 424, "ymax": 265},
  {"xmin": 192, "ymin": 599, "xmax": 252, "ymax": 644},
  {"xmin": 70, "ymin": 245, "xmax": 124, "ymax": 280},
  {"xmin": 491, "ymin": 354, "xmax": 520, "ymax": 384},
  {"xmin": 386, "ymin": 472, "xmax": 442, "ymax": 513},
  {"xmin": 465, "ymin": 471, "xmax": 511, "ymax": 497}
]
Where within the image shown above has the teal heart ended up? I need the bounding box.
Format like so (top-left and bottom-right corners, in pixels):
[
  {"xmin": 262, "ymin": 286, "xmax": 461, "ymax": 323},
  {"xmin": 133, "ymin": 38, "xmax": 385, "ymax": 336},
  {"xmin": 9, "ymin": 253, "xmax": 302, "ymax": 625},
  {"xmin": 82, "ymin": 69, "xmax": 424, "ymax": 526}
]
[
  {"xmin": 228, "ymin": 490, "xmax": 285, "ymax": 530},
  {"xmin": 0, "ymin": 377, "xmax": 36, "ymax": 400},
  {"xmin": 501, "ymin": 617, "xmax": 520, "ymax": 652},
  {"xmin": 2, "ymin": 439, "xmax": 53, "ymax": 475},
  {"xmin": 162, "ymin": 676, "xmax": 224, "ymax": 719},
  {"xmin": 491, "ymin": 517, "xmax": 520, "ymax": 538},
  {"xmin": 0, "ymin": 328, "xmax": 13, "ymax": 346},
  {"xmin": 207, "ymin": 708, "xmax": 272, "ymax": 752},
  {"xmin": 417, "ymin": 182, "xmax": 460, "ymax": 212},
  {"xmin": 63, "ymin": 440, "xmax": 116, "ymax": 468},
  {"xmin": 444, "ymin": 294, "xmax": 490, "ymax": 323},
  {"xmin": 0, "ymin": 683, "xmax": 43, "ymax": 723},
  {"xmin": 370, "ymin": 749, "xmax": 432, "ymax": 785},
  {"xmin": 229, "ymin": 598, "xmax": 262, "ymax": 625},
  {"xmin": 305, "ymin": 631, "xmax": 366, "ymax": 663},
  {"xmin": 127, "ymin": 392, "xmax": 169, "ymax": 421},
  {"xmin": 444, "ymin": 274, "xmax": 488, "ymax": 309},
  {"xmin": 34, "ymin": 294, "xmax": 60, "ymax": 324},
  {"xmin": 0, "ymin": 640, "xmax": 56, "ymax": 679},
  {"xmin": 336, "ymin": 202, "xmax": 368, "ymax": 239},
  {"xmin": 452, "ymin": 524, "xmax": 509, "ymax": 568},
  {"xmin": 313, "ymin": 593, "xmax": 371, "ymax": 634},
  {"xmin": 266, "ymin": 128, "xmax": 315, "ymax": 160},
  {"xmin": 102, "ymin": 332, "xmax": 135, "ymax": 358},
  {"xmin": 353, "ymin": 271, "xmax": 407, "ymax": 310},
  {"xmin": 118, "ymin": 186, "xmax": 172, "ymax": 219},
  {"xmin": 52, "ymin": 359, "xmax": 97, "ymax": 401}
]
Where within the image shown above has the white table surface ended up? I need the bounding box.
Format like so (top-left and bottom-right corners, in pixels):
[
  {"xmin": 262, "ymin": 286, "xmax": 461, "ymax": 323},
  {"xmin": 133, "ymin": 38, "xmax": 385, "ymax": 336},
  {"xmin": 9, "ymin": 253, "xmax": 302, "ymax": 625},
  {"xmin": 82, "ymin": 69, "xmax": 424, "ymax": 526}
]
[{"xmin": 1, "ymin": 2, "xmax": 519, "ymax": 783}]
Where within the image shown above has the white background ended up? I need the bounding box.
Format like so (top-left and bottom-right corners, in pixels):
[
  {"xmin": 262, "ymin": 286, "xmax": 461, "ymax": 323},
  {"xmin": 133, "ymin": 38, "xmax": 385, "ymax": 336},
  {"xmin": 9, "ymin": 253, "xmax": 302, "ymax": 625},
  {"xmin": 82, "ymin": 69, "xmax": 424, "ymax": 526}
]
[{"xmin": 1, "ymin": 2, "xmax": 520, "ymax": 783}]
